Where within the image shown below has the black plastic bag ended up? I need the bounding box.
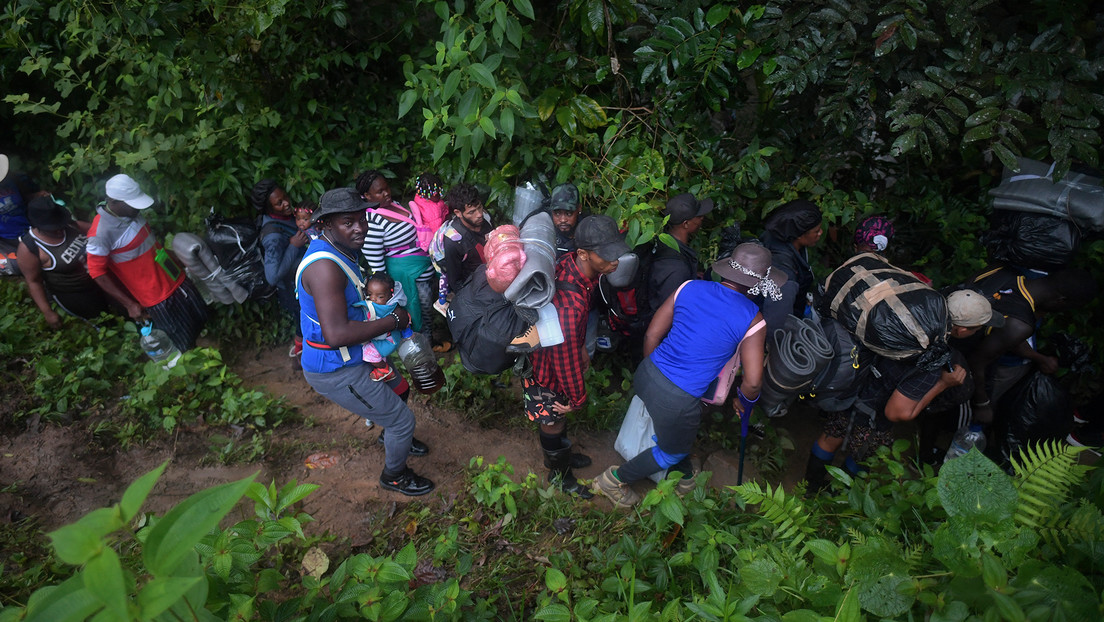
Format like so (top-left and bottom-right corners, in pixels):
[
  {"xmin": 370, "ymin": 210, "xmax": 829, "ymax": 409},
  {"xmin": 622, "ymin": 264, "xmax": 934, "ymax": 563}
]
[
  {"xmin": 983, "ymin": 211, "xmax": 1081, "ymax": 271},
  {"xmin": 447, "ymin": 266, "xmax": 528, "ymax": 375},
  {"xmin": 818, "ymin": 252, "xmax": 951, "ymax": 370},
  {"xmin": 997, "ymin": 371, "xmax": 1073, "ymax": 463},
  {"xmin": 204, "ymin": 214, "xmax": 274, "ymax": 301},
  {"xmin": 1053, "ymin": 332, "xmax": 1094, "ymax": 374}
]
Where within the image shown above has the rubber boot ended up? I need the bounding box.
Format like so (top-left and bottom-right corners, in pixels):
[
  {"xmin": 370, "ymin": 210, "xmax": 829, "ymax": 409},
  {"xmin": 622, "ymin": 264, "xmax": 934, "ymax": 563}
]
[
  {"xmin": 542, "ymin": 438, "xmax": 592, "ymax": 470},
  {"xmin": 544, "ymin": 442, "xmax": 594, "ymax": 499},
  {"xmin": 804, "ymin": 449, "xmax": 833, "ymax": 496}
]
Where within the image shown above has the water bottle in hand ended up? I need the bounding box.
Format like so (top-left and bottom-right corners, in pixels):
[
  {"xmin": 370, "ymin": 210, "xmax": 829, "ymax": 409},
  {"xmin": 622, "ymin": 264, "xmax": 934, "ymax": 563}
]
[
  {"xmin": 397, "ymin": 329, "xmax": 444, "ymax": 394},
  {"xmin": 140, "ymin": 323, "xmax": 182, "ymax": 370}
]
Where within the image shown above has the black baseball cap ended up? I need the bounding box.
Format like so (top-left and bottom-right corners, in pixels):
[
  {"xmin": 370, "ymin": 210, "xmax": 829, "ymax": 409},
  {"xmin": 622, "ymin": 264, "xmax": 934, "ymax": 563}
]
[
  {"xmin": 575, "ymin": 215, "xmax": 630, "ymax": 261},
  {"xmin": 663, "ymin": 193, "xmax": 714, "ymax": 225}
]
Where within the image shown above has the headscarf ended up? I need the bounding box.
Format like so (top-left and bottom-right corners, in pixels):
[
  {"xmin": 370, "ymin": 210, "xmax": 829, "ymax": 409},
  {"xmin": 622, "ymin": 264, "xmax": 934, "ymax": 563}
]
[
  {"xmin": 853, "ymin": 216, "xmax": 895, "ymax": 252},
  {"xmin": 763, "ymin": 200, "xmax": 821, "ymax": 242}
]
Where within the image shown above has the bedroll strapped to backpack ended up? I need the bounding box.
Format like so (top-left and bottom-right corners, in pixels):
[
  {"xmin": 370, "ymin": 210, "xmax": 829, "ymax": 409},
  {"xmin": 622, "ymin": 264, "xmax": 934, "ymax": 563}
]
[{"xmin": 818, "ymin": 252, "xmax": 951, "ymax": 370}]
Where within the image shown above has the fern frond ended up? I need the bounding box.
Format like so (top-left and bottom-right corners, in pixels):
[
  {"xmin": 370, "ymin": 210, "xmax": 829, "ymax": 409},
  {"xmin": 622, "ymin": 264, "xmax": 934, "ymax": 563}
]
[
  {"xmin": 1011, "ymin": 440, "xmax": 1092, "ymax": 529},
  {"xmin": 903, "ymin": 544, "xmax": 924, "ymax": 571},
  {"xmin": 1038, "ymin": 501, "xmax": 1104, "ymax": 553},
  {"xmin": 847, "ymin": 527, "xmax": 867, "ymax": 546},
  {"xmin": 732, "ymin": 482, "xmax": 818, "ymax": 548}
]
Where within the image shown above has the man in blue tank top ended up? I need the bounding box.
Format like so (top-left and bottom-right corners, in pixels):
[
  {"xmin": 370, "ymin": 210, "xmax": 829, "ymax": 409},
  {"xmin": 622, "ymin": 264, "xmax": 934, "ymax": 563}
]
[{"xmin": 297, "ymin": 188, "xmax": 434, "ymax": 497}]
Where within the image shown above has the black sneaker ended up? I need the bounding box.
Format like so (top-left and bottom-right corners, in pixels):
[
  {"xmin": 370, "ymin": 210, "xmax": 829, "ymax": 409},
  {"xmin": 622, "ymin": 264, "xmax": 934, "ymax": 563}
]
[
  {"xmin": 377, "ymin": 433, "xmax": 429, "ymax": 457},
  {"xmin": 379, "ymin": 468, "xmax": 435, "ymax": 496}
]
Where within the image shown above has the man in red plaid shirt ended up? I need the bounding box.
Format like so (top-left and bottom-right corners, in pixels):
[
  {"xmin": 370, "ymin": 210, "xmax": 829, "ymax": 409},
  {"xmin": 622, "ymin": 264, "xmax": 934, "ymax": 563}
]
[{"xmin": 526, "ymin": 215, "xmax": 630, "ymax": 498}]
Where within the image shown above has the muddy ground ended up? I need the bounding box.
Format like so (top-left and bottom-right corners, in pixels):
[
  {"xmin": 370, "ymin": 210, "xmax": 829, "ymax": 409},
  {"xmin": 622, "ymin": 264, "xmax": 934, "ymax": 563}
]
[{"xmin": 0, "ymin": 343, "xmax": 822, "ymax": 547}]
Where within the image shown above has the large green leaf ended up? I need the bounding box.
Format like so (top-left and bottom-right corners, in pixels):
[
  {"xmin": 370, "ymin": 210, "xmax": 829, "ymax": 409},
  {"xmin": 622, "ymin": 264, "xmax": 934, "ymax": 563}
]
[
  {"xmin": 938, "ymin": 448, "xmax": 1016, "ymax": 523},
  {"xmin": 49, "ymin": 508, "xmax": 122, "ymax": 565},
  {"xmin": 120, "ymin": 461, "xmax": 168, "ymax": 522},
  {"xmin": 143, "ymin": 473, "xmax": 256, "ymax": 576},
  {"xmin": 84, "ymin": 548, "xmax": 127, "ymax": 619},
  {"xmin": 468, "ymin": 63, "xmax": 496, "ymax": 90},
  {"xmin": 23, "ymin": 575, "xmax": 102, "ymax": 622},
  {"xmin": 846, "ymin": 536, "xmax": 913, "ymax": 617}
]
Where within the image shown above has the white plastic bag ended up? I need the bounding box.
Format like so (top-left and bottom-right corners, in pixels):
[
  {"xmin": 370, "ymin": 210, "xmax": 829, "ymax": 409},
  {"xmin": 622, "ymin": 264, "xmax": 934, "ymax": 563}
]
[{"xmin": 614, "ymin": 396, "xmax": 666, "ymax": 483}]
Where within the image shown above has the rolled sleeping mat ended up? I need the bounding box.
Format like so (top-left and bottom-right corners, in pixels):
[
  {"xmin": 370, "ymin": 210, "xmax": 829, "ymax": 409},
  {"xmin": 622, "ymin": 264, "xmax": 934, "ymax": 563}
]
[
  {"xmin": 760, "ymin": 314, "xmax": 833, "ymax": 410},
  {"xmin": 170, "ymin": 232, "xmax": 240, "ymax": 305},
  {"xmin": 504, "ymin": 211, "xmax": 558, "ymax": 309}
]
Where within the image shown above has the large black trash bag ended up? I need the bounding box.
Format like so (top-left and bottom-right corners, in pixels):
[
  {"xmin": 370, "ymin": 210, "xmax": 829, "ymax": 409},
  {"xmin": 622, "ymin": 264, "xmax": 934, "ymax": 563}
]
[
  {"xmin": 996, "ymin": 371, "xmax": 1074, "ymax": 464},
  {"xmin": 446, "ymin": 266, "xmax": 529, "ymax": 375},
  {"xmin": 204, "ymin": 213, "xmax": 274, "ymax": 301},
  {"xmin": 982, "ymin": 211, "xmax": 1081, "ymax": 271},
  {"xmin": 818, "ymin": 252, "xmax": 951, "ymax": 370}
]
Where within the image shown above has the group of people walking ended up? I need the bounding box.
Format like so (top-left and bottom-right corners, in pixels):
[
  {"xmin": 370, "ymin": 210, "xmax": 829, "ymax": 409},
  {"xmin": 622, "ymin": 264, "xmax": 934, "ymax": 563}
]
[{"xmin": 3, "ymin": 151, "xmax": 1095, "ymax": 506}]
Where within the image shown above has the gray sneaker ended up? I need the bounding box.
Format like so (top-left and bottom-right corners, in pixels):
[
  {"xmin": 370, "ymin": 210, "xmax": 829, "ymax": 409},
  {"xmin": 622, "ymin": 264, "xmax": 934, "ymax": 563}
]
[
  {"xmin": 675, "ymin": 476, "xmax": 697, "ymax": 498},
  {"xmin": 592, "ymin": 466, "xmax": 641, "ymax": 508}
]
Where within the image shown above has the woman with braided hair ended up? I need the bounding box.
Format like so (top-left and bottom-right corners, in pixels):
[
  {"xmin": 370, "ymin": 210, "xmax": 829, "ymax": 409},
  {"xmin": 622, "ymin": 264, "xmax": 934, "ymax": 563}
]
[{"xmin": 356, "ymin": 170, "xmax": 436, "ymax": 339}]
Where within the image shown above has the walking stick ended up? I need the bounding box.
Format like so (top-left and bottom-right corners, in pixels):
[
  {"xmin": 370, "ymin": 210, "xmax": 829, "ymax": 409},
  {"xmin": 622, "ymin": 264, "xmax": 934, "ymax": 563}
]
[{"xmin": 737, "ymin": 402, "xmax": 750, "ymax": 485}]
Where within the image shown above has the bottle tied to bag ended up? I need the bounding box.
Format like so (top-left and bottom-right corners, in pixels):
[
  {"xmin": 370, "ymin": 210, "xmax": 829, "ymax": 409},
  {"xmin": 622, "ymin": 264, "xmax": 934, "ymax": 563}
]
[
  {"xmin": 397, "ymin": 328, "xmax": 444, "ymax": 394},
  {"xmin": 139, "ymin": 322, "xmax": 182, "ymax": 370},
  {"xmin": 944, "ymin": 424, "xmax": 986, "ymax": 463}
]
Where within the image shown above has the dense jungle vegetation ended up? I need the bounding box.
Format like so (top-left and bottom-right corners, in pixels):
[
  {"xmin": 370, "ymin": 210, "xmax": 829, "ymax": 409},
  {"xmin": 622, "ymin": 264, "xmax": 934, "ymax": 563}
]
[{"xmin": 3, "ymin": 0, "xmax": 1104, "ymax": 619}]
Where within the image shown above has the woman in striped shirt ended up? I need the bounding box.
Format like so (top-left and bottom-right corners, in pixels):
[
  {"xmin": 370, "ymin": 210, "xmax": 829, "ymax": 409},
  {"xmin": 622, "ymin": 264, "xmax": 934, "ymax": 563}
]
[{"xmin": 356, "ymin": 170, "xmax": 435, "ymax": 335}]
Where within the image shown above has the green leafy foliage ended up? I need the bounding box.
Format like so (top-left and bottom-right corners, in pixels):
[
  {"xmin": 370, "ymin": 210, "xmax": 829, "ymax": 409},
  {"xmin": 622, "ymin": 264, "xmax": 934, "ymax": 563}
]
[{"xmin": 4, "ymin": 442, "xmax": 1104, "ymax": 619}]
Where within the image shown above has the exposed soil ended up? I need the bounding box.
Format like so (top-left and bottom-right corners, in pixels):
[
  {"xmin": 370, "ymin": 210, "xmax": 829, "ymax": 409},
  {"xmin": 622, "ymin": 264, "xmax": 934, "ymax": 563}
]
[{"xmin": 0, "ymin": 343, "xmax": 820, "ymax": 545}]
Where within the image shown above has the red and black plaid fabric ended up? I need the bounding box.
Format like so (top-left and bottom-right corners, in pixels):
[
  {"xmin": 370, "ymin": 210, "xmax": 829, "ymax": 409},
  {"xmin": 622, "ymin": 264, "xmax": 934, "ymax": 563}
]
[{"xmin": 530, "ymin": 253, "xmax": 596, "ymax": 409}]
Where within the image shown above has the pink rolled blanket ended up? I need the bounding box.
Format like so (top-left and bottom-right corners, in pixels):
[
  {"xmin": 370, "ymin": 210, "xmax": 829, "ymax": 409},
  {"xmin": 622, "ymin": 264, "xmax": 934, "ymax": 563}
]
[{"xmin": 485, "ymin": 225, "xmax": 526, "ymax": 293}]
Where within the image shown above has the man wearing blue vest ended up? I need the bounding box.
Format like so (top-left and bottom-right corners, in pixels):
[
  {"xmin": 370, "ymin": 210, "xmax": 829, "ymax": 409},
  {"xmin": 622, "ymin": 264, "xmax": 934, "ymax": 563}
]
[{"xmin": 297, "ymin": 187, "xmax": 434, "ymax": 497}]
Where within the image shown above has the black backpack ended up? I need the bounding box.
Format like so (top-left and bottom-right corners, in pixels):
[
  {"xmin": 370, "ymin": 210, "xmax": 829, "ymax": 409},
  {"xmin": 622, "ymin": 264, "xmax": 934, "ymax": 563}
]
[
  {"xmin": 806, "ymin": 316, "xmax": 875, "ymax": 412},
  {"xmin": 597, "ymin": 239, "xmax": 657, "ymax": 337}
]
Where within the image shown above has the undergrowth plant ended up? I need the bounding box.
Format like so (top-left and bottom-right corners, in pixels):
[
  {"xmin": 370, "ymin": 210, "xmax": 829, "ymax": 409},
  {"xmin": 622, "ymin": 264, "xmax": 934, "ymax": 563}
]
[
  {"xmin": 1, "ymin": 280, "xmax": 298, "ymax": 461},
  {"xmin": 4, "ymin": 441, "xmax": 1102, "ymax": 619}
]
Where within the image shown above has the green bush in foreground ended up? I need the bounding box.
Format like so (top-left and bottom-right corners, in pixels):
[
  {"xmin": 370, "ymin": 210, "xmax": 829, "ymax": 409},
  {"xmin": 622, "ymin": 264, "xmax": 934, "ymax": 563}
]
[
  {"xmin": 1, "ymin": 279, "xmax": 296, "ymax": 453},
  {"xmin": 3, "ymin": 441, "xmax": 1101, "ymax": 620}
]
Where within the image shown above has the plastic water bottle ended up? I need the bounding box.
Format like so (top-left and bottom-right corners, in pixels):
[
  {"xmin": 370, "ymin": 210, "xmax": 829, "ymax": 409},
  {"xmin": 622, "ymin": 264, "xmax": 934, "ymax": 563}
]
[
  {"xmin": 397, "ymin": 329, "xmax": 444, "ymax": 394},
  {"xmin": 944, "ymin": 424, "xmax": 986, "ymax": 463},
  {"xmin": 140, "ymin": 324, "xmax": 182, "ymax": 369}
]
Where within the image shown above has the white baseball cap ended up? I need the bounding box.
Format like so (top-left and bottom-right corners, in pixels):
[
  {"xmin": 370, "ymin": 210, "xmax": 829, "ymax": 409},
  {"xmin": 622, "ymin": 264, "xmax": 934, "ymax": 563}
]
[
  {"xmin": 947, "ymin": 290, "xmax": 1005, "ymax": 328},
  {"xmin": 0, "ymin": 154, "xmax": 9, "ymax": 183},
  {"xmin": 105, "ymin": 174, "xmax": 155, "ymax": 209}
]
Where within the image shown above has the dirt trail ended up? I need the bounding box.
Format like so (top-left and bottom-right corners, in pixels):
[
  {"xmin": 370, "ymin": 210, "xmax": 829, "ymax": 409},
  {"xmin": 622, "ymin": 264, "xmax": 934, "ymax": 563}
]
[{"xmin": 0, "ymin": 345, "xmax": 817, "ymax": 544}]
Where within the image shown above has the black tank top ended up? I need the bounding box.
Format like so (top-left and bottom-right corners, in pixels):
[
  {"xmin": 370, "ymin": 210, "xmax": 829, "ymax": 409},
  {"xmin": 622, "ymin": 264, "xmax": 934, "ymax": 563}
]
[{"xmin": 21, "ymin": 226, "xmax": 95, "ymax": 292}]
